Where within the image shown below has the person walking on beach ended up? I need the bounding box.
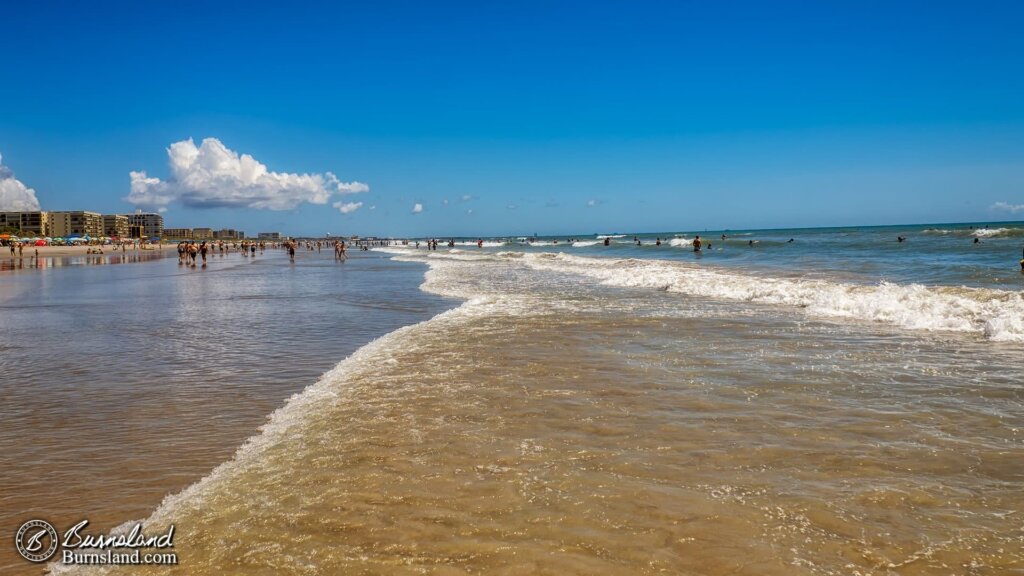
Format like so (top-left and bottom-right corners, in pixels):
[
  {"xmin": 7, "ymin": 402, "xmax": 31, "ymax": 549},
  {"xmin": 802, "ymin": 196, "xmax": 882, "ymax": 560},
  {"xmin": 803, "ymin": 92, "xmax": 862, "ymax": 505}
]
[
  {"xmin": 288, "ymin": 241, "xmax": 296, "ymax": 261},
  {"xmin": 199, "ymin": 241, "xmax": 208, "ymax": 265}
]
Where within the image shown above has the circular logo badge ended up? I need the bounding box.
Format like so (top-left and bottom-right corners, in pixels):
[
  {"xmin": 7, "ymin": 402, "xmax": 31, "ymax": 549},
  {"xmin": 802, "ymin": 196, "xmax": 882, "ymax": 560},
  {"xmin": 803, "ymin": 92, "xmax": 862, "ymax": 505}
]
[{"xmin": 15, "ymin": 520, "xmax": 59, "ymax": 563}]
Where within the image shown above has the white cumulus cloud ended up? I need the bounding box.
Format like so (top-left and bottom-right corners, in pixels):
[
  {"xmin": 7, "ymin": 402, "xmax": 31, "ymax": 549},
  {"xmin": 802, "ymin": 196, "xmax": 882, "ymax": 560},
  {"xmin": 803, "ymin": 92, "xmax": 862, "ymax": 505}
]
[
  {"xmin": 991, "ymin": 201, "xmax": 1024, "ymax": 214},
  {"xmin": 334, "ymin": 201, "xmax": 363, "ymax": 214},
  {"xmin": 0, "ymin": 153, "xmax": 41, "ymax": 211},
  {"xmin": 125, "ymin": 137, "xmax": 368, "ymax": 211},
  {"xmin": 412, "ymin": 202, "xmax": 423, "ymax": 214}
]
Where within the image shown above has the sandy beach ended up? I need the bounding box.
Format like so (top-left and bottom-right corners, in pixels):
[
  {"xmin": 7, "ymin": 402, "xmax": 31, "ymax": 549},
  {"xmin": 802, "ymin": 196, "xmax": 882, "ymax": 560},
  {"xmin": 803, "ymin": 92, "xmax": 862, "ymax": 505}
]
[{"xmin": 4, "ymin": 243, "xmax": 176, "ymax": 258}]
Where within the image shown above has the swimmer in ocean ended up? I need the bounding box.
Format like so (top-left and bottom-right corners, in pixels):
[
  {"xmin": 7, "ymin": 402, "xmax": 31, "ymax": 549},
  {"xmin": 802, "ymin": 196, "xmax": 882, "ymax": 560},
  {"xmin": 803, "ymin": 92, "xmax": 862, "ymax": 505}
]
[
  {"xmin": 603, "ymin": 237, "xmax": 610, "ymax": 246},
  {"xmin": 692, "ymin": 235, "xmax": 702, "ymax": 252}
]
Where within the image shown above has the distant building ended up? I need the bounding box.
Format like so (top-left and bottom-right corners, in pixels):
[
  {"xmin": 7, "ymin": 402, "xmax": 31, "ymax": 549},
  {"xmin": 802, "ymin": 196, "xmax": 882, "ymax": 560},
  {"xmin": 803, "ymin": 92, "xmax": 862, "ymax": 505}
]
[
  {"xmin": 50, "ymin": 211, "xmax": 103, "ymax": 238},
  {"xmin": 121, "ymin": 212, "xmax": 164, "ymax": 238},
  {"xmin": 258, "ymin": 232, "xmax": 281, "ymax": 240},
  {"xmin": 192, "ymin": 227, "xmax": 214, "ymax": 240},
  {"xmin": 163, "ymin": 228, "xmax": 193, "ymax": 239},
  {"xmin": 213, "ymin": 229, "xmax": 243, "ymax": 240},
  {"xmin": 102, "ymin": 214, "xmax": 130, "ymax": 238},
  {"xmin": 0, "ymin": 211, "xmax": 51, "ymax": 236}
]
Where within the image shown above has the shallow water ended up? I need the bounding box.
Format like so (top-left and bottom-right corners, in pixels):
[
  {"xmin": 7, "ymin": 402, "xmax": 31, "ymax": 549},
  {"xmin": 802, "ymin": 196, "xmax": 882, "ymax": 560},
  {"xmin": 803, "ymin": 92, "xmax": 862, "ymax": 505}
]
[
  {"xmin": 0, "ymin": 248, "xmax": 454, "ymax": 574},
  {"xmin": 39, "ymin": 243, "xmax": 1024, "ymax": 575},
  {"xmin": 3, "ymin": 226, "xmax": 1024, "ymax": 575}
]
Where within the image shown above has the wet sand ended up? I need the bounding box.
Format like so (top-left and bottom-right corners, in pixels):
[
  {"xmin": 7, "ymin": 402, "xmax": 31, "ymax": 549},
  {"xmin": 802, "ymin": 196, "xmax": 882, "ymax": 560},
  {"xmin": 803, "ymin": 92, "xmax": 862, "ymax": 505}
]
[{"xmin": 4, "ymin": 244, "xmax": 175, "ymax": 258}]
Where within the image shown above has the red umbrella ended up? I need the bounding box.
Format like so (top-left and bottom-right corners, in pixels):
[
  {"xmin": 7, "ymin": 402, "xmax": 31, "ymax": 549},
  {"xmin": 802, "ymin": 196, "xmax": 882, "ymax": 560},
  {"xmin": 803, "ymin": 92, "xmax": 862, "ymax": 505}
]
[{"xmin": 35, "ymin": 239, "xmax": 47, "ymax": 246}]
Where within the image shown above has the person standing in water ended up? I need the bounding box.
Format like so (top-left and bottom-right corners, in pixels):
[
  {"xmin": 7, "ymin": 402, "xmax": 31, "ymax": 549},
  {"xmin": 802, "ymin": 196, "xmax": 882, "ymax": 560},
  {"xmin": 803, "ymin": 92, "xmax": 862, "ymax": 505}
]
[{"xmin": 692, "ymin": 235, "xmax": 702, "ymax": 252}]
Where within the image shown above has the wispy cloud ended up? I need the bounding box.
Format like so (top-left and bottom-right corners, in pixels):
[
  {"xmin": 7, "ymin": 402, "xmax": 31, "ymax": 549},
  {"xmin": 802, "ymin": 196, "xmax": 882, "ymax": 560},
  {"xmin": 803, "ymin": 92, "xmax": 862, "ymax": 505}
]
[
  {"xmin": 586, "ymin": 199, "xmax": 599, "ymax": 207},
  {"xmin": 506, "ymin": 203, "xmax": 517, "ymax": 210},
  {"xmin": 442, "ymin": 198, "xmax": 449, "ymax": 206},
  {"xmin": 0, "ymin": 152, "xmax": 41, "ymax": 211},
  {"xmin": 466, "ymin": 208, "xmax": 474, "ymax": 215},
  {"xmin": 412, "ymin": 202, "xmax": 423, "ymax": 214},
  {"xmin": 334, "ymin": 201, "xmax": 363, "ymax": 214},
  {"xmin": 126, "ymin": 137, "xmax": 368, "ymax": 211},
  {"xmin": 461, "ymin": 194, "xmax": 474, "ymax": 202},
  {"xmin": 991, "ymin": 201, "xmax": 1024, "ymax": 214}
]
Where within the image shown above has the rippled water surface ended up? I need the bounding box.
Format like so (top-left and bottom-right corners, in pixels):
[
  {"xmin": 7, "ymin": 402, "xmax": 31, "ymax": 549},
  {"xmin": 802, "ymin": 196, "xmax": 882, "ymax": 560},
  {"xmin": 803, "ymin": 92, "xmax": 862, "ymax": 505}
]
[
  {"xmin": 2, "ymin": 225, "xmax": 1024, "ymax": 575},
  {"xmin": 0, "ymin": 248, "xmax": 454, "ymax": 574}
]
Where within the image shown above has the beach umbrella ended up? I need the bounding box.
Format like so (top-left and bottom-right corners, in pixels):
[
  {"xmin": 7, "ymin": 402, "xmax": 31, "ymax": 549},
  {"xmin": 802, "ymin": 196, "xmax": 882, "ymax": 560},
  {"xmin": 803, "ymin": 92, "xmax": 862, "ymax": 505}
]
[{"xmin": 34, "ymin": 239, "xmax": 47, "ymax": 246}]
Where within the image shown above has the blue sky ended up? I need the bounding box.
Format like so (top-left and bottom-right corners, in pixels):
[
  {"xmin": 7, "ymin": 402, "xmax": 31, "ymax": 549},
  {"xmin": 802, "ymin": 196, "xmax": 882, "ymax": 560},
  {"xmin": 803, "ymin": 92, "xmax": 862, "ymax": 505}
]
[{"xmin": 1, "ymin": 0, "xmax": 1022, "ymax": 237}]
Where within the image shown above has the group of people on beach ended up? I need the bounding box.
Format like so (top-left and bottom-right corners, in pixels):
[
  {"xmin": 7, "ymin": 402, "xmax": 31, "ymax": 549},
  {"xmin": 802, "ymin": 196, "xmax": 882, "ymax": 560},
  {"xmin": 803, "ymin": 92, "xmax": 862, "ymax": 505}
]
[
  {"xmin": 176, "ymin": 240, "xmax": 272, "ymax": 267},
  {"xmin": 174, "ymin": 238, "xmax": 360, "ymax": 266}
]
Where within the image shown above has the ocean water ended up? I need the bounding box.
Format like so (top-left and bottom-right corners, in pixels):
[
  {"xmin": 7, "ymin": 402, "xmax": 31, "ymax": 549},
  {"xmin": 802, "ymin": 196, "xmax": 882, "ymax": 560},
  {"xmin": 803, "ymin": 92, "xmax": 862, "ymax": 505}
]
[
  {"xmin": 0, "ymin": 247, "xmax": 455, "ymax": 574},
  {"xmin": 2, "ymin": 223, "xmax": 1023, "ymax": 575}
]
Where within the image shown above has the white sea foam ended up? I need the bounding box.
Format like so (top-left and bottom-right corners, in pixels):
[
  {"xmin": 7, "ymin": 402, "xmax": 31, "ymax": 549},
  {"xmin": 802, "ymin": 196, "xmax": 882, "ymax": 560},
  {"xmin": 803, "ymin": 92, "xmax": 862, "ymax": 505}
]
[
  {"xmin": 378, "ymin": 248, "xmax": 1024, "ymax": 342},
  {"xmin": 513, "ymin": 253, "xmax": 1024, "ymax": 342},
  {"xmin": 972, "ymin": 227, "xmax": 1019, "ymax": 238},
  {"xmin": 922, "ymin": 227, "xmax": 1024, "ymax": 238},
  {"xmin": 668, "ymin": 237, "xmax": 690, "ymax": 247},
  {"xmin": 596, "ymin": 234, "xmax": 626, "ymax": 239},
  {"xmin": 454, "ymin": 240, "xmax": 507, "ymax": 248},
  {"xmin": 572, "ymin": 240, "xmax": 600, "ymax": 247}
]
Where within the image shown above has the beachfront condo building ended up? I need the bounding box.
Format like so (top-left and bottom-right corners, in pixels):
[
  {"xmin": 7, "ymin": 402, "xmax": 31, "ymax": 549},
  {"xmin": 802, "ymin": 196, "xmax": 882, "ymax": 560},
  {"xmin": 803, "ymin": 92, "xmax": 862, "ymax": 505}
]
[
  {"xmin": 214, "ymin": 229, "xmax": 244, "ymax": 240},
  {"xmin": 163, "ymin": 228, "xmax": 193, "ymax": 239},
  {"xmin": 50, "ymin": 211, "xmax": 103, "ymax": 238},
  {"xmin": 102, "ymin": 214, "xmax": 130, "ymax": 238},
  {"xmin": 0, "ymin": 211, "xmax": 51, "ymax": 236},
  {"xmin": 258, "ymin": 232, "xmax": 281, "ymax": 240},
  {"xmin": 121, "ymin": 212, "xmax": 164, "ymax": 238},
  {"xmin": 192, "ymin": 228, "xmax": 214, "ymax": 240}
]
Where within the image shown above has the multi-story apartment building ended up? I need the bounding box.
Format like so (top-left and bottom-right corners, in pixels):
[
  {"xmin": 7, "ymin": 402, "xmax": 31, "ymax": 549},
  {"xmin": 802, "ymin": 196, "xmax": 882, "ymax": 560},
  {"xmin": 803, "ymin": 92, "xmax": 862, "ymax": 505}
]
[
  {"xmin": 213, "ymin": 229, "xmax": 243, "ymax": 240},
  {"xmin": 258, "ymin": 232, "xmax": 281, "ymax": 240},
  {"xmin": 192, "ymin": 227, "xmax": 214, "ymax": 240},
  {"xmin": 122, "ymin": 212, "xmax": 164, "ymax": 238},
  {"xmin": 0, "ymin": 211, "xmax": 51, "ymax": 236},
  {"xmin": 102, "ymin": 214, "xmax": 130, "ymax": 238},
  {"xmin": 162, "ymin": 228, "xmax": 193, "ymax": 239},
  {"xmin": 50, "ymin": 211, "xmax": 103, "ymax": 238}
]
